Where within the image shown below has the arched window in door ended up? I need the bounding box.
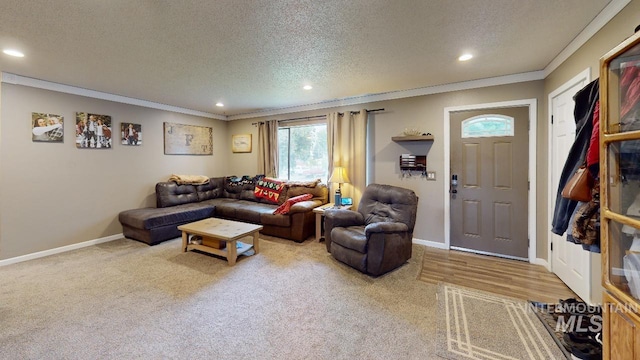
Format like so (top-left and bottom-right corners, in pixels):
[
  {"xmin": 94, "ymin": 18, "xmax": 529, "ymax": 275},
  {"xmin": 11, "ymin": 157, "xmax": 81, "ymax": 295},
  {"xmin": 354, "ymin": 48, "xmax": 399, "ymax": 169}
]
[{"xmin": 461, "ymin": 114, "xmax": 514, "ymax": 138}]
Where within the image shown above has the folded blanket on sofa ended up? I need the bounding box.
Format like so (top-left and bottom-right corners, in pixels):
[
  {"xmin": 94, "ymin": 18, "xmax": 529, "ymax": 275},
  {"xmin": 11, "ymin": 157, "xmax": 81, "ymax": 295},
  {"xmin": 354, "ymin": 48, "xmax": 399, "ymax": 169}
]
[{"xmin": 168, "ymin": 174, "xmax": 210, "ymax": 185}]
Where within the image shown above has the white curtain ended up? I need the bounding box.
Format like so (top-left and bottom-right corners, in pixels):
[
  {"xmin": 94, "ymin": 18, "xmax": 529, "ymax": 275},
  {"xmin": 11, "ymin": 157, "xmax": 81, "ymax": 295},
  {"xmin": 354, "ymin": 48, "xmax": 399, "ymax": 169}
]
[
  {"xmin": 327, "ymin": 109, "xmax": 367, "ymax": 208},
  {"xmin": 258, "ymin": 120, "xmax": 278, "ymax": 177}
]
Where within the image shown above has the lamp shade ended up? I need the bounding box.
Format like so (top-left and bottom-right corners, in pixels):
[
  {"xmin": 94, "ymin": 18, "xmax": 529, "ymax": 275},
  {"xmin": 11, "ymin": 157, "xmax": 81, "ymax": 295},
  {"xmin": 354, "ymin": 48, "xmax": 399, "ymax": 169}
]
[{"xmin": 329, "ymin": 167, "xmax": 350, "ymax": 184}]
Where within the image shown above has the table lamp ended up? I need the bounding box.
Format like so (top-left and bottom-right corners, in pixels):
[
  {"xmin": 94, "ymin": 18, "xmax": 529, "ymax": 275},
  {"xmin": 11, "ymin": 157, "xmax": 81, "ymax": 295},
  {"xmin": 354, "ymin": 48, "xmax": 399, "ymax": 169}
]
[{"xmin": 329, "ymin": 166, "xmax": 350, "ymax": 207}]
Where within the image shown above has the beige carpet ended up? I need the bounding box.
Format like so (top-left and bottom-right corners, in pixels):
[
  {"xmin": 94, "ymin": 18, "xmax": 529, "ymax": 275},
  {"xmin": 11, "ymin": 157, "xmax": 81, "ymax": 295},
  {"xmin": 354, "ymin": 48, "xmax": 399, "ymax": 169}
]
[
  {"xmin": 436, "ymin": 284, "xmax": 566, "ymax": 360},
  {"xmin": 1, "ymin": 237, "xmax": 439, "ymax": 359}
]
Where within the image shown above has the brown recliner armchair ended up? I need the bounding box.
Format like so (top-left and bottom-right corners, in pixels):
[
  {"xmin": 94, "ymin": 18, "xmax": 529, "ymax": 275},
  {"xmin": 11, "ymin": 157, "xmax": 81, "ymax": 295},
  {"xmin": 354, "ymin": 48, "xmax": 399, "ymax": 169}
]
[{"xmin": 324, "ymin": 183, "xmax": 418, "ymax": 276}]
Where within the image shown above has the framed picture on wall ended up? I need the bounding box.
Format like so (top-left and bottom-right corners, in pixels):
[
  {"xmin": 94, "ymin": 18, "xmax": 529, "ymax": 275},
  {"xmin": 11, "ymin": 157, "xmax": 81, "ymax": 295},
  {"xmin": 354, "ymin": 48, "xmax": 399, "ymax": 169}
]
[
  {"xmin": 163, "ymin": 122, "xmax": 213, "ymax": 155},
  {"xmin": 75, "ymin": 112, "xmax": 112, "ymax": 149},
  {"xmin": 232, "ymin": 134, "xmax": 252, "ymax": 153},
  {"xmin": 121, "ymin": 123, "xmax": 142, "ymax": 146},
  {"xmin": 32, "ymin": 113, "xmax": 64, "ymax": 142}
]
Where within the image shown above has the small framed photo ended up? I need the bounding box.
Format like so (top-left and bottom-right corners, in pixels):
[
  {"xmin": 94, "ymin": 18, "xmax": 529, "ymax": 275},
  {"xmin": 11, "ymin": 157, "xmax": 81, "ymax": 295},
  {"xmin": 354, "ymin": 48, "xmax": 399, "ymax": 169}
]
[
  {"xmin": 32, "ymin": 113, "xmax": 64, "ymax": 142},
  {"xmin": 75, "ymin": 112, "xmax": 112, "ymax": 149},
  {"xmin": 121, "ymin": 123, "xmax": 142, "ymax": 146},
  {"xmin": 232, "ymin": 134, "xmax": 252, "ymax": 153}
]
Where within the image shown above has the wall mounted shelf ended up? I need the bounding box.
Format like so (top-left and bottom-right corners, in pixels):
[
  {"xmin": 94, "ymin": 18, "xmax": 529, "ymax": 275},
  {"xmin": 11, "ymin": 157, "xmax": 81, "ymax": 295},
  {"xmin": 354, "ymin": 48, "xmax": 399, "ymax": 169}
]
[{"xmin": 391, "ymin": 135, "xmax": 434, "ymax": 142}]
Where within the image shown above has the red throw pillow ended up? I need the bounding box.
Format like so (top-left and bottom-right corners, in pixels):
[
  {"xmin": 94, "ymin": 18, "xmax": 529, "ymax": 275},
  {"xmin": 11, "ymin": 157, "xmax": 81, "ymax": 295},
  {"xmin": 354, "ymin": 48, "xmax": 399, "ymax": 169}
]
[
  {"xmin": 273, "ymin": 193, "xmax": 313, "ymax": 215},
  {"xmin": 254, "ymin": 177, "xmax": 286, "ymax": 204}
]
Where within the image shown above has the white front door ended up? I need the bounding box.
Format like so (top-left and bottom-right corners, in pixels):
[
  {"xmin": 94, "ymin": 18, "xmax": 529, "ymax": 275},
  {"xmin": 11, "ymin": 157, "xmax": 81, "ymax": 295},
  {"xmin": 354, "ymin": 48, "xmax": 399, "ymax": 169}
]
[{"xmin": 549, "ymin": 72, "xmax": 591, "ymax": 303}]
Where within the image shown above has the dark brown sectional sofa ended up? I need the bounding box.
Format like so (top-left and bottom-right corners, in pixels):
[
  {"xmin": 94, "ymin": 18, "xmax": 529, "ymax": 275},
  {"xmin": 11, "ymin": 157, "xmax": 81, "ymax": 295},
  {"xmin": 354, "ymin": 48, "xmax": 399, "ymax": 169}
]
[{"xmin": 119, "ymin": 176, "xmax": 328, "ymax": 245}]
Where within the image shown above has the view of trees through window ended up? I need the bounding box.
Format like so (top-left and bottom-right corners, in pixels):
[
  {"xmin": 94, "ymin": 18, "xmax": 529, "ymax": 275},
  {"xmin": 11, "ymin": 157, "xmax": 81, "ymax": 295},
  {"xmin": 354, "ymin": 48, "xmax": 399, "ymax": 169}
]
[{"xmin": 278, "ymin": 124, "xmax": 328, "ymax": 181}]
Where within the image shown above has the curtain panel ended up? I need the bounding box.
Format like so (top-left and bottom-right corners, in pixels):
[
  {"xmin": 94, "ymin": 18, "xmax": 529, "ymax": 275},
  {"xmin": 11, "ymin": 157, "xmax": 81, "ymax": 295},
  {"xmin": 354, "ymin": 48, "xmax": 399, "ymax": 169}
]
[
  {"xmin": 327, "ymin": 109, "xmax": 367, "ymax": 208},
  {"xmin": 258, "ymin": 120, "xmax": 278, "ymax": 178}
]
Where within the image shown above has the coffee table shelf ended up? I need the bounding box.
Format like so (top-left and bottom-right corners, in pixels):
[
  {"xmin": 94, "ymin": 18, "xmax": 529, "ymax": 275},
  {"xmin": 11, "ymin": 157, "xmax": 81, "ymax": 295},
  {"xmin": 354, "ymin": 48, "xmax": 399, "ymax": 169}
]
[{"xmin": 178, "ymin": 218, "xmax": 262, "ymax": 265}]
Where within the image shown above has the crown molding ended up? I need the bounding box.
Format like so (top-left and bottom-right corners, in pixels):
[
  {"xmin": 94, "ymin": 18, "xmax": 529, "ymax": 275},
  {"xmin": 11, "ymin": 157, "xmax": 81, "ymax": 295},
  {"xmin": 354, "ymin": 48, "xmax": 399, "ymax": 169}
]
[
  {"xmin": 544, "ymin": 0, "xmax": 631, "ymax": 76},
  {"xmin": 1, "ymin": 72, "xmax": 226, "ymax": 120},
  {"xmin": 227, "ymin": 71, "xmax": 545, "ymax": 120}
]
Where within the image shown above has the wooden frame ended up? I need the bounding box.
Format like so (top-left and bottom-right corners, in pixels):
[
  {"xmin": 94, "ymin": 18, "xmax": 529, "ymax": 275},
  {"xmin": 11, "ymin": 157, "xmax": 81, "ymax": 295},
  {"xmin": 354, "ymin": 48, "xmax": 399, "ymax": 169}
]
[
  {"xmin": 163, "ymin": 122, "xmax": 212, "ymax": 155},
  {"xmin": 232, "ymin": 134, "xmax": 252, "ymax": 153}
]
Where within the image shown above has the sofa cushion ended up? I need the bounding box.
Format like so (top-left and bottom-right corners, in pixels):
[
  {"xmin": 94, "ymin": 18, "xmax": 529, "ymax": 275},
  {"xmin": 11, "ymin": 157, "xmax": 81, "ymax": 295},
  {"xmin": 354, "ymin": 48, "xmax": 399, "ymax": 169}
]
[
  {"xmin": 331, "ymin": 226, "xmax": 367, "ymax": 253},
  {"xmin": 196, "ymin": 177, "xmax": 224, "ymax": 201},
  {"xmin": 156, "ymin": 182, "xmax": 198, "ymax": 208},
  {"xmin": 214, "ymin": 200, "xmax": 275, "ymax": 223},
  {"xmin": 260, "ymin": 212, "xmax": 291, "ymax": 227},
  {"xmin": 119, "ymin": 204, "xmax": 214, "ymax": 230}
]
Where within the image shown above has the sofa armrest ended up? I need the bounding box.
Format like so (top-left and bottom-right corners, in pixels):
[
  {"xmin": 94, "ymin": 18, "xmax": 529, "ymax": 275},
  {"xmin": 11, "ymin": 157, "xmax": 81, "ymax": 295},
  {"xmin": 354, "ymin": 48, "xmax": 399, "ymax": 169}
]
[
  {"xmin": 288, "ymin": 200, "xmax": 323, "ymax": 214},
  {"xmin": 365, "ymin": 222, "xmax": 408, "ymax": 236}
]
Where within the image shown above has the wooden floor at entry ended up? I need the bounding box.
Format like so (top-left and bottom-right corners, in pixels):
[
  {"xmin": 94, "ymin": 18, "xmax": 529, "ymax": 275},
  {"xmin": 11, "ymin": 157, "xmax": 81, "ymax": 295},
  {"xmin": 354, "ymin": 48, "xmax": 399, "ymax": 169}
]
[{"xmin": 419, "ymin": 247, "xmax": 577, "ymax": 304}]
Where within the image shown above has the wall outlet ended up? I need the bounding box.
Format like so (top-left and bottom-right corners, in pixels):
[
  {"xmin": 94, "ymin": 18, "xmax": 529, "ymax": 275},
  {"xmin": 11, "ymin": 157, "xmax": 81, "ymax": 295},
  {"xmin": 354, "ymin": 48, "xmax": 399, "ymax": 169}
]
[{"xmin": 426, "ymin": 171, "xmax": 436, "ymax": 181}]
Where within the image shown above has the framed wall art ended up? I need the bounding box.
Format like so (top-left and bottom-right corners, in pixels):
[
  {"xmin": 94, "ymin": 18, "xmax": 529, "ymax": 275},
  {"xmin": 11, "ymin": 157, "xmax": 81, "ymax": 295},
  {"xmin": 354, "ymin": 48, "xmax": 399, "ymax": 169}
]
[
  {"xmin": 163, "ymin": 122, "xmax": 212, "ymax": 155},
  {"xmin": 232, "ymin": 134, "xmax": 252, "ymax": 153},
  {"xmin": 75, "ymin": 112, "xmax": 112, "ymax": 149},
  {"xmin": 32, "ymin": 113, "xmax": 64, "ymax": 142},
  {"xmin": 121, "ymin": 123, "xmax": 142, "ymax": 146}
]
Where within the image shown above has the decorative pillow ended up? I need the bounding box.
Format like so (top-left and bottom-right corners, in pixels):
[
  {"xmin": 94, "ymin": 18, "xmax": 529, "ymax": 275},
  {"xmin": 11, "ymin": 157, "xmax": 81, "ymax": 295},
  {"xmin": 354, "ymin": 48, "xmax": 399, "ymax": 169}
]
[
  {"xmin": 254, "ymin": 177, "xmax": 286, "ymax": 204},
  {"xmin": 273, "ymin": 193, "xmax": 313, "ymax": 215}
]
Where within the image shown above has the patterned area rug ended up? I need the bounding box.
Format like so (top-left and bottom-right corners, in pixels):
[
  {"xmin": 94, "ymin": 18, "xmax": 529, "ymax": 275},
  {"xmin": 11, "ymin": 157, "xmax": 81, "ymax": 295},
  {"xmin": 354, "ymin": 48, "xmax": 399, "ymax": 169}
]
[{"xmin": 436, "ymin": 284, "xmax": 566, "ymax": 360}]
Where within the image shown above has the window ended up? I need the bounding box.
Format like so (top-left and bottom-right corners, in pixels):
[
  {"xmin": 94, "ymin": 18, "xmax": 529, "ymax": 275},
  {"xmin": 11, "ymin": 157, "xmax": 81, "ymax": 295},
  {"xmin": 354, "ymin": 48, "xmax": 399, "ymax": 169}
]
[
  {"xmin": 461, "ymin": 114, "xmax": 514, "ymax": 138},
  {"xmin": 278, "ymin": 123, "xmax": 328, "ymax": 181}
]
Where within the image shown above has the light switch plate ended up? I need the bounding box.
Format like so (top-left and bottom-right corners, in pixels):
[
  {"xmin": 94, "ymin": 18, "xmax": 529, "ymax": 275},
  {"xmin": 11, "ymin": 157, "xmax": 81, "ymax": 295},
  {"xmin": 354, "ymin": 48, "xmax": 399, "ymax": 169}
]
[{"xmin": 426, "ymin": 171, "xmax": 436, "ymax": 181}]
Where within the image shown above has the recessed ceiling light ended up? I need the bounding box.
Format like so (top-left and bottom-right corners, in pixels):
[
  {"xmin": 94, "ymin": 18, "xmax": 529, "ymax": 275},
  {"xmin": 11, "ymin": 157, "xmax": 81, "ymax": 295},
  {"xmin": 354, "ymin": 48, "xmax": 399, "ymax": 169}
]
[
  {"xmin": 303, "ymin": 85, "xmax": 313, "ymax": 90},
  {"xmin": 215, "ymin": 102, "xmax": 224, "ymax": 107},
  {"xmin": 458, "ymin": 54, "xmax": 473, "ymax": 62},
  {"xmin": 3, "ymin": 49, "xmax": 24, "ymax": 57}
]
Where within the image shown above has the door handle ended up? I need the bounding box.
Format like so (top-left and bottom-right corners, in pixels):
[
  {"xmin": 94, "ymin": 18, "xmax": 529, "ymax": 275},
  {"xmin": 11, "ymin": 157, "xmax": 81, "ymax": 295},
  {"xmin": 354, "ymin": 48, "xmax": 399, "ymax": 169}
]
[{"xmin": 450, "ymin": 174, "xmax": 458, "ymax": 194}]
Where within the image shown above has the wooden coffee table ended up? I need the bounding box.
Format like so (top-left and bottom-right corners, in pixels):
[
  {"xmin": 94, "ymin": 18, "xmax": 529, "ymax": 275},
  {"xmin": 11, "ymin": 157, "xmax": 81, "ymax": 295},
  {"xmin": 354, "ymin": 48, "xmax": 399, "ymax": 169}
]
[{"xmin": 178, "ymin": 218, "xmax": 262, "ymax": 265}]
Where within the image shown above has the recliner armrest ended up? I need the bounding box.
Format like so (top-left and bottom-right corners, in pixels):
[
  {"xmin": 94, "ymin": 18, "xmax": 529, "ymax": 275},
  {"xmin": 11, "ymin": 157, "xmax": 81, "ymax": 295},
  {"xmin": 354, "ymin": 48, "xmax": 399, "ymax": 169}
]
[
  {"xmin": 324, "ymin": 209, "xmax": 364, "ymax": 253},
  {"xmin": 324, "ymin": 209, "xmax": 364, "ymax": 227},
  {"xmin": 365, "ymin": 222, "xmax": 408, "ymax": 236}
]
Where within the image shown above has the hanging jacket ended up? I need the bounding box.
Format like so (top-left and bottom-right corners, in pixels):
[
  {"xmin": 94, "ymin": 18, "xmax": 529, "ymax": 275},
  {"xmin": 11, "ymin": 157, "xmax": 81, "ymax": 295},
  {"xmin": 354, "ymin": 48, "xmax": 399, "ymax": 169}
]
[{"xmin": 551, "ymin": 79, "xmax": 599, "ymax": 235}]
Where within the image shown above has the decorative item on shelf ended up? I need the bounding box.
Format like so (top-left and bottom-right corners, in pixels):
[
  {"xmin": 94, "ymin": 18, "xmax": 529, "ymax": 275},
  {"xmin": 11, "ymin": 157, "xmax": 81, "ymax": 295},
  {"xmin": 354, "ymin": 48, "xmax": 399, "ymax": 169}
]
[
  {"xmin": 402, "ymin": 127, "xmax": 422, "ymax": 136},
  {"xmin": 329, "ymin": 166, "xmax": 350, "ymax": 208}
]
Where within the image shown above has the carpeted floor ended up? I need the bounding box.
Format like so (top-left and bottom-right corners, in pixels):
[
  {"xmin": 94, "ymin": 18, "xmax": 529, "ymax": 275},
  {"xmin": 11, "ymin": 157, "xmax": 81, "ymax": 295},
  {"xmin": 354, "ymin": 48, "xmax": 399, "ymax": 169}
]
[
  {"xmin": 1, "ymin": 237, "xmax": 438, "ymax": 359},
  {"xmin": 0, "ymin": 236, "xmax": 566, "ymax": 359},
  {"xmin": 436, "ymin": 284, "xmax": 566, "ymax": 360}
]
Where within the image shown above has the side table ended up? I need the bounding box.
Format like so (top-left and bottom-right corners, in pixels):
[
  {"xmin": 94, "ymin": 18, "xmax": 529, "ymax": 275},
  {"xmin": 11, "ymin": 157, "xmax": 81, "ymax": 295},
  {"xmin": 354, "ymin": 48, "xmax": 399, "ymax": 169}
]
[{"xmin": 313, "ymin": 203, "xmax": 353, "ymax": 242}]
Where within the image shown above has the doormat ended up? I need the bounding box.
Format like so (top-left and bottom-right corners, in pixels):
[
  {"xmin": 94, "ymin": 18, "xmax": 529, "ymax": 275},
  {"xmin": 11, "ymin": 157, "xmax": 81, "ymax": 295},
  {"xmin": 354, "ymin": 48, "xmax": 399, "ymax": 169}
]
[{"xmin": 436, "ymin": 284, "xmax": 566, "ymax": 360}]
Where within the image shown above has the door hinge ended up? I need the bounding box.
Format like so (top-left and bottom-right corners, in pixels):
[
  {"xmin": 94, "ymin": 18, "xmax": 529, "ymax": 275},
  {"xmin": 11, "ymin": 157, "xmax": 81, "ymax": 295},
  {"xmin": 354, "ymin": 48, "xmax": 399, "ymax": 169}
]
[
  {"xmin": 528, "ymin": 181, "xmax": 530, "ymax": 190},
  {"xmin": 551, "ymin": 115, "xmax": 554, "ymax": 124},
  {"xmin": 551, "ymin": 242, "xmax": 553, "ymax": 251}
]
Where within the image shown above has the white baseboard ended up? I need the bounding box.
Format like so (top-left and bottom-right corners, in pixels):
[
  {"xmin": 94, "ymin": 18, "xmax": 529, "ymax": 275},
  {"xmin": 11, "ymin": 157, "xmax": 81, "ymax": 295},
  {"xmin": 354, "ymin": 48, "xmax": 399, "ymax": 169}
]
[
  {"xmin": 412, "ymin": 238, "xmax": 448, "ymax": 250},
  {"xmin": 0, "ymin": 233, "xmax": 123, "ymax": 267},
  {"xmin": 533, "ymin": 258, "xmax": 550, "ymax": 271}
]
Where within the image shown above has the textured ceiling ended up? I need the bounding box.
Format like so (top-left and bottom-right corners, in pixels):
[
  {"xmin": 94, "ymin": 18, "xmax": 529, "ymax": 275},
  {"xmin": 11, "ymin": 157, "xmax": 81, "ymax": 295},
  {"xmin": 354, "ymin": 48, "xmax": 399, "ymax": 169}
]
[{"xmin": 0, "ymin": 0, "xmax": 612, "ymax": 118}]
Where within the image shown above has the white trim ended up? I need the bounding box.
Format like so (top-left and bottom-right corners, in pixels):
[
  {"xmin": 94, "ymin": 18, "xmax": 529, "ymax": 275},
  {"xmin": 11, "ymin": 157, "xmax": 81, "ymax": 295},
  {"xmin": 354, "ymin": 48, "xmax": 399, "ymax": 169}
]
[
  {"xmin": 544, "ymin": 0, "xmax": 631, "ymax": 77},
  {"xmin": 444, "ymin": 99, "xmax": 538, "ymax": 263},
  {"xmin": 413, "ymin": 238, "xmax": 448, "ymax": 250},
  {"xmin": 546, "ymin": 68, "xmax": 591, "ymax": 268},
  {"xmin": 0, "ymin": 72, "xmax": 226, "ymax": 120},
  {"xmin": 0, "ymin": 233, "xmax": 122, "ymax": 267},
  {"xmin": 228, "ymin": 71, "xmax": 545, "ymax": 120},
  {"xmin": 534, "ymin": 258, "xmax": 551, "ymax": 271}
]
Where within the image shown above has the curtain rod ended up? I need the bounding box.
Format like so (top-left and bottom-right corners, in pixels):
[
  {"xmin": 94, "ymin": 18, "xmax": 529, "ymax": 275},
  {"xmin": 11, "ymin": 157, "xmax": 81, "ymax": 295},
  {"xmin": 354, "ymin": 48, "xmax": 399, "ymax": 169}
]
[{"xmin": 251, "ymin": 108, "xmax": 385, "ymax": 126}]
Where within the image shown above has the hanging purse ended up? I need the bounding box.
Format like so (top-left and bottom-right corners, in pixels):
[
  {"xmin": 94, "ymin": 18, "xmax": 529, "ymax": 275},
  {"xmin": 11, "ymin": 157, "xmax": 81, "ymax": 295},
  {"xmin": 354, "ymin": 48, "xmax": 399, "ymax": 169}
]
[{"xmin": 561, "ymin": 165, "xmax": 594, "ymax": 202}]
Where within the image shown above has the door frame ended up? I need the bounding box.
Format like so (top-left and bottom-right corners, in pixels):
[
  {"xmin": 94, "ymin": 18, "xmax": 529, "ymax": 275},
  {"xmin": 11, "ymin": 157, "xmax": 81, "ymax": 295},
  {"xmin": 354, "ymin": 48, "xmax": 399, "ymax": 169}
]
[
  {"xmin": 546, "ymin": 68, "xmax": 591, "ymax": 270},
  {"xmin": 444, "ymin": 99, "xmax": 537, "ymax": 263}
]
